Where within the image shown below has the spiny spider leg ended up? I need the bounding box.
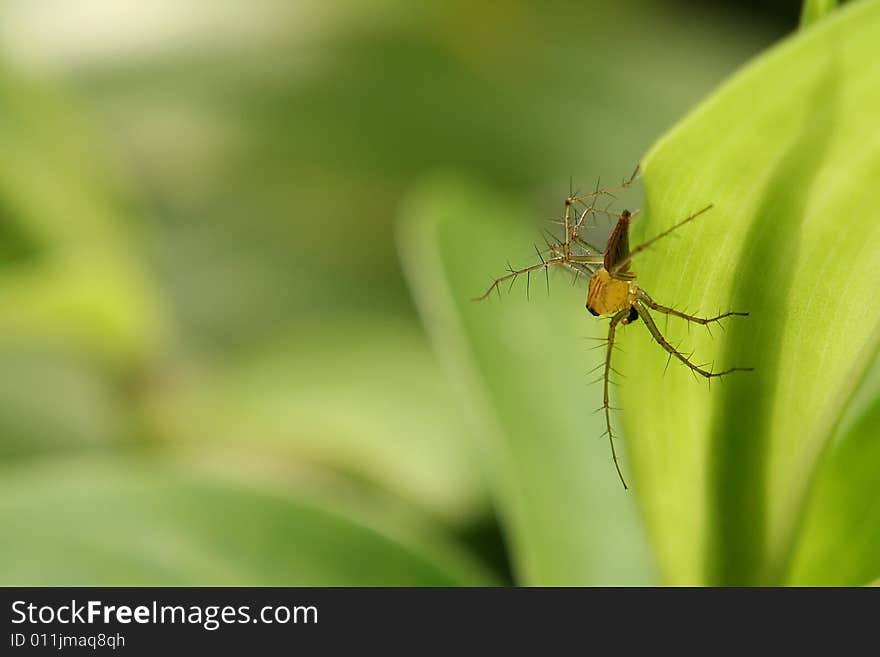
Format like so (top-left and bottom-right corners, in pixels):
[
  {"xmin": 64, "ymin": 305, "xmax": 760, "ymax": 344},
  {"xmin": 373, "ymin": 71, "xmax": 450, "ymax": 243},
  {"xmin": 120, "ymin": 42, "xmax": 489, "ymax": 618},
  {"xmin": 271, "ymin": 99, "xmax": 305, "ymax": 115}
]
[
  {"xmin": 472, "ymin": 252, "xmax": 604, "ymax": 301},
  {"xmin": 571, "ymin": 205, "xmax": 619, "ymax": 253},
  {"xmin": 564, "ymin": 165, "xmax": 640, "ymax": 258},
  {"xmin": 574, "ymin": 235, "xmax": 606, "ymax": 253},
  {"xmin": 602, "ymin": 307, "xmax": 634, "ymax": 489},
  {"xmin": 633, "ymin": 300, "xmax": 753, "ymax": 378},
  {"xmin": 566, "ymin": 165, "xmax": 639, "ymax": 208},
  {"xmin": 637, "ymin": 290, "xmax": 749, "ymax": 325},
  {"xmin": 472, "ymin": 254, "xmax": 566, "ymax": 301},
  {"xmin": 570, "ymin": 164, "xmax": 639, "ymax": 206},
  {"xmin": 567, "ymin": 254, "xmax": 605, "ymax": 265},
  {"xmin": 610, "ymin": 204, "xmax": 712, "ymax": 277}
]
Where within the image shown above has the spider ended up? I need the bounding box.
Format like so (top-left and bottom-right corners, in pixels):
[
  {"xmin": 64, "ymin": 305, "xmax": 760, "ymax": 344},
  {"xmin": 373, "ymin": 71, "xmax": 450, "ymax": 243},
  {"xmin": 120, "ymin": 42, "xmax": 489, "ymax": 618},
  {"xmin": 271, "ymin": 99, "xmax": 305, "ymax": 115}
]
[{"xmin": 474, "ymin": 167, "xmax": 752, "ymax": 489}]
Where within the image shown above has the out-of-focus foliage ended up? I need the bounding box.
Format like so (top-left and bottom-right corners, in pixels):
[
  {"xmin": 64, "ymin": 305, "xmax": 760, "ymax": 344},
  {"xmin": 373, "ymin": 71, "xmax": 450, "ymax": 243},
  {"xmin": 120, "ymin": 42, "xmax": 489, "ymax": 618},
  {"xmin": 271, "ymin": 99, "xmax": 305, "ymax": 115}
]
[
  {"xmin": 0, "ymin": 459, "xmax": 494, "ymax": 585},
  {"xmin": 800, "ymin": 0, "xmax": 839, "ymax": 25},
  {"xmin": 0, "ymin": 63, "xmax": 168, "ymax": 367},
  {"xmin": 145, "ymin": 316, "xmax": 486, "ymax": 524}
]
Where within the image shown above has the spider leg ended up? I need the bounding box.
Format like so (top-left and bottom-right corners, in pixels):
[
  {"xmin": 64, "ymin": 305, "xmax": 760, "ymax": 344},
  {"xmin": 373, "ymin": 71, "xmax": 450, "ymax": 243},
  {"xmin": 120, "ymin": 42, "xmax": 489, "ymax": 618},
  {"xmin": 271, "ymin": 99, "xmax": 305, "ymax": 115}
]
[
  {"xmin": 566, "ymin": 166, "xmax": 639, "ymax": 222},
  {"xmin": 566, "ymin": 178, "xmax": 635, "ymax": 207},
  {"xmin": 610, "ymin": 204, "xmax": 713, "ymax": 276},
  {"xmin": 637, "ymin": 289, "xmax": 749, "ymax": 325},
  {"xmin": 567, "ymin": 254, "xmax": 604, "ymax": 266},
  {"xmin": 472, "ymin": 252, "xmax": 568, "ymax": 301},
  {"xmin": 603, "ymin": 307, "xmax": 633, "ymax": 490},
  {"xmin": 574, "ymin": 235, "xmax": 606, "ymax": 253},
  {"xmin": 633, "ymin": 300, "xmax": 753, "ymax": 378},
  {"xmin": 571, "ymin": 206, "xmax": 618, "ymax": 254}
]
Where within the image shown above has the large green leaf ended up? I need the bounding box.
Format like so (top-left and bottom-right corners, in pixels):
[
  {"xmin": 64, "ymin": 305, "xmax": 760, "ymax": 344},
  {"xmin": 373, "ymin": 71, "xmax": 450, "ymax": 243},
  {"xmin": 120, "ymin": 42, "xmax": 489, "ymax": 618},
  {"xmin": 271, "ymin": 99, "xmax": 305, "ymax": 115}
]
[
  {"xmin": 618, "ymin": 0, "xmax": 880, "ymax": 584},
  {"xmin": 398, "ymin": 177, "xmax": 654, "ymax": 585},
  {"xmin": 0, "ymin": 458, "xmax": 494, "ymax": 585}
]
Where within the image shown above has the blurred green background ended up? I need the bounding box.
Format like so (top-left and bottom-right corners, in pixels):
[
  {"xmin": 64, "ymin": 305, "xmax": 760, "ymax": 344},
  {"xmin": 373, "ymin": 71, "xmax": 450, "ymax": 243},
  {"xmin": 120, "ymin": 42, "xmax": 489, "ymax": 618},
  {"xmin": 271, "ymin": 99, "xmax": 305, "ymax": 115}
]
[{"xmin": 0, "ymin": 0, "xmax": 831, "ymax": 585}]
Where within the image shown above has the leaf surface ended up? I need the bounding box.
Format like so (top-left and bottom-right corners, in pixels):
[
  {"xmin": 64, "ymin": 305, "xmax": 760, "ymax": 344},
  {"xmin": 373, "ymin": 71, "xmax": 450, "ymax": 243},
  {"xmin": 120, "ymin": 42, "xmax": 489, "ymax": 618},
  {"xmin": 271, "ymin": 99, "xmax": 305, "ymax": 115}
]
[{"xmin": 619, "ymin": 0, "xmax": 880, "ymax": 584}]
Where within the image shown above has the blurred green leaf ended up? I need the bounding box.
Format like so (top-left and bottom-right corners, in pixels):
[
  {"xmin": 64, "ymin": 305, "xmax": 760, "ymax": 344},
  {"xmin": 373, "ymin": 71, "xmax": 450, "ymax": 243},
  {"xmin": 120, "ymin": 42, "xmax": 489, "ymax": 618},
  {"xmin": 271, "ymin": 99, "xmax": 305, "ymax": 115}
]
[
  {"xmin": 146, "ymin": 315, "xmax": 489, "ymax": 526},
  {"xmin": 0, "ymin": 347, "xmax": 131, "ymax": 458},
  {"xmin": 800, "ymin": 0, "xmax": 839, "ymax": 27},
  {"xmin": 0, "ymin": 458, "xmax": 495, "ymax": 585},
  {"xmin": 619, "ymin": 0, "xmax": 880, "ymax": 585},
  {"xmin": 0, "ymin": 64, "xmax": 168, "ymax": 367},
  {"xmin": 0, "ymin": 247, "xmax": 167, "ymax": 366},
  {"xmin": 398, "ymin": 176, "xmax": 654, "ymax": 585}
]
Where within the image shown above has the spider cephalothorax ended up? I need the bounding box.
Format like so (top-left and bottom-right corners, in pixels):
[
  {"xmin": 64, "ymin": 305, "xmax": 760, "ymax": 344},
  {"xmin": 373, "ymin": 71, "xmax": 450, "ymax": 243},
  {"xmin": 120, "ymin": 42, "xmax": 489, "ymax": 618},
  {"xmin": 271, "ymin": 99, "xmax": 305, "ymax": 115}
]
[{"xmin": 475, "ymin": 168, "xmax": 751, "ymax": 489}]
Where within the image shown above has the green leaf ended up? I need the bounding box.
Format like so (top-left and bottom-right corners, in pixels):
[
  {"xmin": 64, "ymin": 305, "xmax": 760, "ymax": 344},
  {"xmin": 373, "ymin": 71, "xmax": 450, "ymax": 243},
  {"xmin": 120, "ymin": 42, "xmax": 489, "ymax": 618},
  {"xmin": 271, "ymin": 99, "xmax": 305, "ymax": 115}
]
[
  {"xmin": 787, "ymin": 392, "xmax": 880, "ymax": 585},
  {"xmin": 786, "ymin": 355, "xmax": 880, "ymax": 585},
  {"xmin": 145, "ymin": 315, "xmax": 489, "ymax": 526},
  {"xmin": 0, "ymin": 63, "xmax": 168, "ymax": 368},
  {"xmin": 398, "ymin": 177, "xmax": 655, "ymax": 585},
  {"xmin": 0, "ymin": 458, "xmax": 494, "ymax": 586},
  {"xmin": 618, "ymin": 0, "xmax": 880, "ymax": 584},
  {"xmin": 800, "ymin": 0, "xmax": 839, "ymax": 28},
  {"xmin": 0, "ymin": 348, "xmax": 130, "ymax": 459}
]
